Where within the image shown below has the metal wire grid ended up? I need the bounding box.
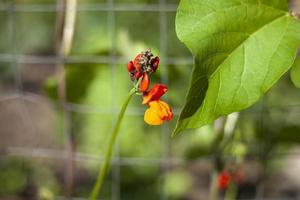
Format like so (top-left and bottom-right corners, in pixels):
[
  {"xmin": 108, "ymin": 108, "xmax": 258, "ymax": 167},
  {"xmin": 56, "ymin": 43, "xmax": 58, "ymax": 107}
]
[
  {"xmin": 1, "ymin": 0, "xmax": 300, "ymax": 200},
  {"xmin": 0, "ymin": 1, "xmax": 184, "ymax": 199}
]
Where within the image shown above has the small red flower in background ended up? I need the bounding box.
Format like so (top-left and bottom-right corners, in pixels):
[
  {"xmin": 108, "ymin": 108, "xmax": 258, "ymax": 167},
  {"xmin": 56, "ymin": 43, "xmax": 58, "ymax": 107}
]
[
  {"xmin": 217, "ymin": 169, "xmax": 245, "ymax": 190},
  {"xmin": 218, "ymin": 171, "xmax": 231, "ymax": 190},
  {"xmin": 126, "ymin": 49, "xmax": 173, "ymax": 125}
]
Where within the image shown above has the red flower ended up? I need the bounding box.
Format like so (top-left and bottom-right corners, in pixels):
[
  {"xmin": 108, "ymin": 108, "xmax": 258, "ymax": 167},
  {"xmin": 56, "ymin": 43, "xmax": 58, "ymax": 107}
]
[{"xmin": 217, "ymin": 169, "xmax": 245, "ymax": 190}]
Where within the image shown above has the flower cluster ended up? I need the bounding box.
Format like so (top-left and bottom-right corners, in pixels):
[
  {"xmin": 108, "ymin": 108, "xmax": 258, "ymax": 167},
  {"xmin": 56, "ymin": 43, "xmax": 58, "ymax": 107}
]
[
  {"xmin": 126, "ymin": 49, "xmax": 173, "ymax": 125},
  {"xmin": 127, "ymin": 49, "xmax": 159, "ymax": 92}
]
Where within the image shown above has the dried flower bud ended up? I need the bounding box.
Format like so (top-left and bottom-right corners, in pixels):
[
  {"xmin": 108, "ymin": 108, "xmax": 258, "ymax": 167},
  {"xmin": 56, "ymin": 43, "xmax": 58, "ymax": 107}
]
[{"xmin": 126, "ymin": 49, "xmax": 160, "ymax": 83}]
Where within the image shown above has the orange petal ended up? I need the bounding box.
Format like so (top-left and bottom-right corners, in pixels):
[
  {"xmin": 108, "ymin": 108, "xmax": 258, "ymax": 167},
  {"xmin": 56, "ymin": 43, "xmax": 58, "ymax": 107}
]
[
  {"xmin": 158, "ymin": 100, "xmax": 173, "ymax": 121},
  {"xmin": 144, "ymin": 106, "xmax": 164, "ymax": 125},
  {"xmin": 144, "ymin": 100, "xmax": 173, "ymax": 125},
  {"xmin": 142, "ymin": 84, "xmax": 168, "ymax": 104}
]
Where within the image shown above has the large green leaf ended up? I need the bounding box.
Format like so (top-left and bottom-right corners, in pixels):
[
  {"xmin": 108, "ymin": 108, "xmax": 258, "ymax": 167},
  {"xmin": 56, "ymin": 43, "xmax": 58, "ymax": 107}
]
[{"xmin": 173, "ymin": 0, "xmax": 300, "ymax": 135}]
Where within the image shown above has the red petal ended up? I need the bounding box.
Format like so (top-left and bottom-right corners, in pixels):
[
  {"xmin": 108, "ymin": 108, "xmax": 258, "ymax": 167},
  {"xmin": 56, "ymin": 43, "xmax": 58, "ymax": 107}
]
[
  {"xmin": 135, "ymin": 71, "xmax": 143, "ymax": 79},
  {"xmin": 150, "ymin": 56, "xmax": 160, "ymax": 72},
  {"xmin": 142, "ymin": 84, "xmax": 168, "ymax": 104},
  {"xmin": 127, "ymin": 61, "xmax": 134, "ymax": 72}
]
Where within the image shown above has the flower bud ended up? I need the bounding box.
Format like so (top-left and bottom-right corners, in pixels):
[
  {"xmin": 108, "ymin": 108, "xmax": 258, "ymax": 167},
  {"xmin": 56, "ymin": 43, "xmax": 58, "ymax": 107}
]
[{"xmin": 140, "ymin": 73, "xmax": 150, "ymax": 92}]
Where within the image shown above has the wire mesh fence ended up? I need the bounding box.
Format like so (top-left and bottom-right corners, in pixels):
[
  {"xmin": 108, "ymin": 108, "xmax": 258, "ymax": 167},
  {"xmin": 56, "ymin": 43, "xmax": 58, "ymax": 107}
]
[{"xmin": 1, "ymin": 0, "xmax": 300, "ymax": 199}]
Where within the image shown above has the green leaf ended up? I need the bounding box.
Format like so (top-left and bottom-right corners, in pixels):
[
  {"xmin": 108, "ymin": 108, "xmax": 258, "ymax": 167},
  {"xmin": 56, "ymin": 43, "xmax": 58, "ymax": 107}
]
[
  {"xmin": 173, "ymin": 0, "xmax": 300, "ymax": 135},
  {"xmin": 291, "ymin": 57, "xmax": 300, "ymax": 88}
]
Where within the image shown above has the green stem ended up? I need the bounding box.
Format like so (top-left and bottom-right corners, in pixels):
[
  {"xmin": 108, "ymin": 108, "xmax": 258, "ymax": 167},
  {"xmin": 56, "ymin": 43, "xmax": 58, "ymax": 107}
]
[
  {"xmin": 89, "ymin": 87, "xmax": 136, "ymax": 200},
  {"xmin": 224, "ymin": 182, "xmax": 237, "ymax": 200}
]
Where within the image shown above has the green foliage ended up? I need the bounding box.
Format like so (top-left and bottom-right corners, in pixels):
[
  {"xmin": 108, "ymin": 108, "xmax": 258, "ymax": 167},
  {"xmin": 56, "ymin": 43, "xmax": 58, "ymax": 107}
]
[
  {"xmin": 174, "ymin": 0, "xmax": 300, "ymax": 135},
  {"xmin": 163, "ymin": 170, "xmax": 192, "ymax": 199},
  {"xmin": 274, "ymin": 125, "xmax": 300, "ymax": 144},
  {"xmin": 0, "ymin": 159, "xmax": 27, "ymax": 195},
  {"xmin": 291, "ymin": 57, "xmax": 300, "ymax": 88},
  {"xmin": 44, "ymin": 64, "xmax": 99, "ymax": 103},
  {"xmin": 71, "ymin": 12, "xmax": 109, "ymax": 55},
  {"xmin": 0, "ymin": 158, "xmax": 58, "ymax": 198}
]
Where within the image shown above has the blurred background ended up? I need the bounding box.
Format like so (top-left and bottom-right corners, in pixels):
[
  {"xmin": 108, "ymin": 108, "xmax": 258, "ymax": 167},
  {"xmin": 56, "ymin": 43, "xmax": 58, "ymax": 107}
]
[{"xmin": 1, "ymin": 0, "xmax": 300, "ymax": 199}]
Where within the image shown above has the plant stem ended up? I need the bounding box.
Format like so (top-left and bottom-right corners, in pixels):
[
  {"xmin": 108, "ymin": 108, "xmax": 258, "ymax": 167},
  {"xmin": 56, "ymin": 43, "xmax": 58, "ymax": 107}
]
[
  {"xmin": 224, "ymin": 182, "xmax": 237, "ymax": 200},
  {"xmin": 209, "ymin": 170, "xmax": 219, "ymax": 200},
  {"xmin": 89, "ymin": 87, "xmax": 136, "ymax": 200}
]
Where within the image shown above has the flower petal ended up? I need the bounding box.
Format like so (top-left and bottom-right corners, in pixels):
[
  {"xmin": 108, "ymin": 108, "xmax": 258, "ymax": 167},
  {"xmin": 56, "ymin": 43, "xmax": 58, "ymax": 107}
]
[
  {"xmin": 127, "ymin": 61, "xmax": 134, "ymax": 72},
  {"xmin": 150, "ymin": 56, "xmax": 160, "ymax": 72},
  {"xmin": 144, "ymin": 100, "xmax": 173, "ymax": 125},
  {"xmin": 142, "ymin": 84, "xmax": 168, "ymax": 104},
  {"xmin": 144, "ymin": 106, "xmax": 164, "ymax": 125}
]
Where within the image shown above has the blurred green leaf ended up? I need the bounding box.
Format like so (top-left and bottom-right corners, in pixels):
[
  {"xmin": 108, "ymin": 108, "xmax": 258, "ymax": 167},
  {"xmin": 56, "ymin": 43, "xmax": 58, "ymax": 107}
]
[
  {"xmin": 173, "ymin": 0, "xmax": 300, "ymax": 135},
  {"xmin": 44, "ymin": 64, "xmax": 99, "ymax": 103},
  {"xmin": 291, "ymin": 57, "xmax": 300, "ymax": 88},
  {"xmin": 0, "ymin": 159, "xmax": 27, "ymax": 195},
  {"xmin": 163, "ymin": 170, "xmax": 192, "ymax": 199},
  {"xmin": 274, "ymin": 125, "xmax": 300, "ymax": 144}
]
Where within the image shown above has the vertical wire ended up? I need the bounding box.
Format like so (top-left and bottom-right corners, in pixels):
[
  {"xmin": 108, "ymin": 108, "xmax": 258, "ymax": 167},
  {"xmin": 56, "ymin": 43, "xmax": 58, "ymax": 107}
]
[
  {"xmin": 8, "ymin": 0, "xmax": 38, "ymax": 191},
  {"xmin": 159, "ymin": 0, "xmax": 169, "ymax": 199},
  {"xmin": 107, "ymin": 0, "xmax": 120, "ymax": 199},
  {"xmin": 9, "ymin": 1, "xmax": 37, "ymax": 138},
  {"xmin": 8, "ymin": 1, "xmax": 22, "ymax": 93}
]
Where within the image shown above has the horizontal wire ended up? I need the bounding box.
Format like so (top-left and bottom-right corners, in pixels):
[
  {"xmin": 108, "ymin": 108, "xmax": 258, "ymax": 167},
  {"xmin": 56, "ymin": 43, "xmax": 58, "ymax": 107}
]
[
  {"xmin": 1, "ymin": 92, "xmax": 300, "ymax": 116},
  {"xmin": 0, "ymin": 54, "xmax": 194, "ymax": 65},
  {"xmin": 0, "ymin": 3, "xmax": 178, "ymax": 12},
  {"xmin": 3, "ymin": 147, "xmax": 300, "ymax": 166},
  {"xmin": 5, "ymin": 147, "xmax": 185, "ymax": 166},
  {"xmin": 0, "ymin": 92, "xmax": 182, "ymax": 115}
]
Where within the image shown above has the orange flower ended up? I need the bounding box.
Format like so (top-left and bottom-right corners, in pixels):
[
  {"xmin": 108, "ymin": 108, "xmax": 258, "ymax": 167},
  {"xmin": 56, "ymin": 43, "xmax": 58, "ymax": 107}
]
[{"xmin": 143, "ymin": 84, "xmax": 173, "ymax": 125}]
